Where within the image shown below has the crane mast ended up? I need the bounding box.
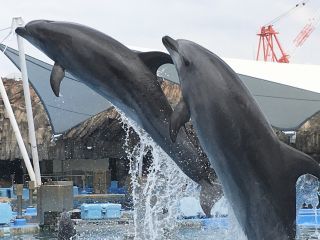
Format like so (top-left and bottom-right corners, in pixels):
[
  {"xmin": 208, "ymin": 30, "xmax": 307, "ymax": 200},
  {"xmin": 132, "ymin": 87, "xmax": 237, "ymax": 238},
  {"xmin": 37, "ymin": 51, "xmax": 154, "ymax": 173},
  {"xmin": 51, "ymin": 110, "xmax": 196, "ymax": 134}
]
[
  {"xmin": 256, "ymin": 25, "xmax": 289, "ymax": 63},
  {"xmin": 256, "ymin": 1, "xmax": 317, "ymax": 63}
]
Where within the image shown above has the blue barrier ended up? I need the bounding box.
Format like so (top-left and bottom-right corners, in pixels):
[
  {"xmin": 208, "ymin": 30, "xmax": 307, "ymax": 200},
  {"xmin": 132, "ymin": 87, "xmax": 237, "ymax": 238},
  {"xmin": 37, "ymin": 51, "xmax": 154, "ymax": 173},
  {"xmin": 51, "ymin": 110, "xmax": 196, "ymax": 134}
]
[
  {"xmin": 14, "ymin": 218, "xmax": 26, "ymax": 226},
  {"xmin": 297, "ymin": 209, "xmax": 320, "ymax": 225},
  {"xmin": 0, "ymin": 202, "xmax": 13, "ymax": 225},
  {"xmin": 81, "ymin": 203, "xmax": 121, "ymax": 220},
  {"xmin": 0, "ymin": 187, "xmax": 29, "ymax": 200},
  {"xmin": 201, "ymin": 217, "xmax": 229, "ymax": 229},
  {"xmin": 0, "ymin": 188, "xmax": 11, "ymax": 198}
]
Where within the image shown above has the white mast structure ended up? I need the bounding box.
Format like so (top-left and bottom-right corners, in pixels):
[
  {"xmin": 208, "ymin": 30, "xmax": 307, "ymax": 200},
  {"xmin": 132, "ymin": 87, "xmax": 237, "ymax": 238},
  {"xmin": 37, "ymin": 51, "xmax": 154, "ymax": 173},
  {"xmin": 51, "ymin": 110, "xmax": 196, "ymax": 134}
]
[{"xmin": 12, "ymin": 17, "xmax": 41, "ymax": 186}]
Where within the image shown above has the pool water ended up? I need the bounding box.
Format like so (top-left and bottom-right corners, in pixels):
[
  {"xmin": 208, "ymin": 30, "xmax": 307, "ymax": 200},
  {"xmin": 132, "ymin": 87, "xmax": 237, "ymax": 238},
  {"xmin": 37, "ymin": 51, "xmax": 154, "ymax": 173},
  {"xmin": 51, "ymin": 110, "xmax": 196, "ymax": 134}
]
[{"xmin": 2, "ymin": 221, "xmax": 319, "ymax": 240}]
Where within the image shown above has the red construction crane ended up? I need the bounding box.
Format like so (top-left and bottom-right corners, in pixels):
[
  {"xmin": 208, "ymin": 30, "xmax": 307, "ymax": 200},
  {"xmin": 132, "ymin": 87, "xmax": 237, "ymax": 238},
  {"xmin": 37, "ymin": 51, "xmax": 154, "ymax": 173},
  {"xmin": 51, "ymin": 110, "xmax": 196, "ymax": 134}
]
[
  {"xmin": 256, "ymin": 1, "xmax": 317, "ymax": 63},
  {"xmin": 256, "ymin": 25, "xmax": 289, "ymax": 63}
]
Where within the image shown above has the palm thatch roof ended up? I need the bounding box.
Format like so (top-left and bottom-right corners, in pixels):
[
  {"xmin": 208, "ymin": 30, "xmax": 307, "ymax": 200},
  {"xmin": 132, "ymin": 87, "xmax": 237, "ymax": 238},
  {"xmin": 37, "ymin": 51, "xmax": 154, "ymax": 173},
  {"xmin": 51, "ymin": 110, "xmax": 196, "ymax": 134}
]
[
  {"xmin": 0, "ymin": 78, "xmax": 53, "ymax": 160},
  {"xmin": 296, "ymin": 112, "xmax": 320, "ymax": 159}
]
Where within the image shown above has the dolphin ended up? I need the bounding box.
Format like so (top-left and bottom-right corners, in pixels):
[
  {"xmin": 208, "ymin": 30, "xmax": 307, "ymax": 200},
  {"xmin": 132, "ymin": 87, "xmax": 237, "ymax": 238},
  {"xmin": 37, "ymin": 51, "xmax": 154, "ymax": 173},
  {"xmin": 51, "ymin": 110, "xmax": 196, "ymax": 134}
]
[
  {"xmin": 15, "ymin": 20, "xmax": 222, "ymax": 216},
  {"xmin": 163, "ymin": 36, "xmax": 320, "ymax": 239},
  {"xmin": 58, "ymin": 211, "xmax": 76, "ymax": 240}
]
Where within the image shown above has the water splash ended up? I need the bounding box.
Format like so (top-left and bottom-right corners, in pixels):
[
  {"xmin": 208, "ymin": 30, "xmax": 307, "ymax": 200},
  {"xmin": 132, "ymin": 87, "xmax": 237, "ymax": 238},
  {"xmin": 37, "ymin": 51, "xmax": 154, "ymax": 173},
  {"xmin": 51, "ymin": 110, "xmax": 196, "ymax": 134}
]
[
  {"xmin": 296, "ymin": 174, "xmax": 319, "ymax": 211},
  {"xmin": 296, "ymin": 174, "xmax": 320, "ymax": 239},
  {"xmin": 119, "ymin": 111, "xmax": 198, "ymax": 240},
  {"xmin": 118, "ymin": 110, "xmax": 250, "ymax": 240}
]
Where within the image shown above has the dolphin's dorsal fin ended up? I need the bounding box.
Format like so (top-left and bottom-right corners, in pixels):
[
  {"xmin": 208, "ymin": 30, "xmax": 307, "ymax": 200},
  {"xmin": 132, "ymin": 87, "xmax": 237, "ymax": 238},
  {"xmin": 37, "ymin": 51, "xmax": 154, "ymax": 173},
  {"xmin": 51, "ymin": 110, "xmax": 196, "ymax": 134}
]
[
  {"xmin": 169, "ymin": 98, "xmax": 190, "ymax": 142},
  {"xmin": 50, "ymin": 62, "xmax": 65, "ymax": 97},
  {"xmin": 138, "ymin": 51, "xmax": 173, "ymax": 75}
]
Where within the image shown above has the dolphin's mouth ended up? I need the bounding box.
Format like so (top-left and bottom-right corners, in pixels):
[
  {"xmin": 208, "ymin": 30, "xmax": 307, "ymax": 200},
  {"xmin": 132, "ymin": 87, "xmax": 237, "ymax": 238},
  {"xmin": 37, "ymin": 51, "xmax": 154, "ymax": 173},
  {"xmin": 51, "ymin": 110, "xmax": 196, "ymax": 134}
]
[
  {"xmin": 162, "ymin": 36, "xmax": 179, "ymax": 53},
  {"xmin": 15, "ymin": 27, "xmax": 29, "ymax": 38}
]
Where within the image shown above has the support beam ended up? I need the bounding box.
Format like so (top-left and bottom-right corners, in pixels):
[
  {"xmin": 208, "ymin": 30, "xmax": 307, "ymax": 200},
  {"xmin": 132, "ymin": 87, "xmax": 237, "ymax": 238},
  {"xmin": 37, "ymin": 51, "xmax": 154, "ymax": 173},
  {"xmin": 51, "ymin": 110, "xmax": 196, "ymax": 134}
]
[{"xmin": 13, "ymin": 17, "xmax": 42, "ymax": 186}]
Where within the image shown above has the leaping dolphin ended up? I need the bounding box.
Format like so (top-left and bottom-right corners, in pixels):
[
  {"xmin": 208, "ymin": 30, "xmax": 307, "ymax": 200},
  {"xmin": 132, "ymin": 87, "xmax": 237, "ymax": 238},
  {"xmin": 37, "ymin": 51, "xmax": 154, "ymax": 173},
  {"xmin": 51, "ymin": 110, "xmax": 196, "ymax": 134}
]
[
  {"xmin": 15, "ymin": 20, "xmax": 222, "ymax": 216},
  {"xmin": 163, "ymin": 36, "xmax": 320, "ymax": 240}
]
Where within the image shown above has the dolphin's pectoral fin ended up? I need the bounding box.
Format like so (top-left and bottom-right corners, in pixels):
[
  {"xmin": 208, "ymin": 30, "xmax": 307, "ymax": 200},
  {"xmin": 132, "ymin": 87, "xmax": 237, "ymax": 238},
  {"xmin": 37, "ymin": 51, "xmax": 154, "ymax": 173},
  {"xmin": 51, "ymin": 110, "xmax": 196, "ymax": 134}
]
[
  {"xmin": 138, "ymin": 51, "xmax": 173, "ymax": 75},
  {"xmin": 50, "ymin": 62, "xmax": 65, "ymax": 97},
  {"xmin": 169, "ymin": 98, "xmax": 190, "ymax": 142}
]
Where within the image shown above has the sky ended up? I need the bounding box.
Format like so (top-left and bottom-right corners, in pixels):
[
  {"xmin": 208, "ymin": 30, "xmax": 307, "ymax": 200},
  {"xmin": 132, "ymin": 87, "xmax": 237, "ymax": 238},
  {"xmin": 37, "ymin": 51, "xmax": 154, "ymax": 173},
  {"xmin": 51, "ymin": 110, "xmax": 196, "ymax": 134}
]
[{"xmin": 0, "ymin": 0, "xmax": 320, "ymax": 77}]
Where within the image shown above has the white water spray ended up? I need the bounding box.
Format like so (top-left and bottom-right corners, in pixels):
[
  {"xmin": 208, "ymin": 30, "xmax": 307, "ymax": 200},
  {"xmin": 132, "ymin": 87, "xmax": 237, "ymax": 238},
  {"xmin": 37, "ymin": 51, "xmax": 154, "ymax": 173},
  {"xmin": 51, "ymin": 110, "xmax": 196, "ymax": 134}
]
[
  {"xmin": 117, "ymin": 109, "xmax": 250, "ymax": 240},
  {"xmin": 119, "ymin": 111, "xmax": 198, "ymax": 240},
  {"xmin": 296, "ymin": 174, "xmax": 320, "ymax": 239}
]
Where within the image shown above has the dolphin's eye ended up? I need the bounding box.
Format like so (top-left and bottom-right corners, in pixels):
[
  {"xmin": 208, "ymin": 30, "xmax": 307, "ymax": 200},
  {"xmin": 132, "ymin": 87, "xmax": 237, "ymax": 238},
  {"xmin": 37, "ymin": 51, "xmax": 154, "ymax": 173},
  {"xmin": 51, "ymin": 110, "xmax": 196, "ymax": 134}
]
[{"xmin": 183, "ymin": 57, "xmax": 190, "ymax": 66}]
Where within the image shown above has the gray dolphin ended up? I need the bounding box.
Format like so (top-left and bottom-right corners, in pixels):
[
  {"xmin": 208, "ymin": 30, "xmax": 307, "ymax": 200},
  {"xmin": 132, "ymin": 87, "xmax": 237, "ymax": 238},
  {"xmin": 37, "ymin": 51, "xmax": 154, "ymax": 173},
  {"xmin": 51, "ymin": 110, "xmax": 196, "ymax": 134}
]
[
  {"xmin": 163, "ymin": 36, "xmax": 320, "ymax": 240},
  {"xmin": 15, "ymin": 20, "xmax": 222, "ymax": 216},
  {"xmin": 58, "ymin": 211, "xmax": 76, "ymax": 240}
]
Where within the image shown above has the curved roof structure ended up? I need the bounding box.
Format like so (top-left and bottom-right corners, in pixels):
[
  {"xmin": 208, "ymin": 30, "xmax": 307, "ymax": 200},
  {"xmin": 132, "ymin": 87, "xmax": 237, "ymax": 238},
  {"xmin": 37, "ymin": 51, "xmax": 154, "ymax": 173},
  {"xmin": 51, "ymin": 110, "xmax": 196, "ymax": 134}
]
[
  {"xmin": 1, "ymin": 44, "xmax": 320, "ymax": 133},
  {"xmin": 0, "ymin": 44, "xmax": 110, "ymax": 133},
  {"xmin": 158, "ymin": 64, "xmax": 320, "ymax": 130}
]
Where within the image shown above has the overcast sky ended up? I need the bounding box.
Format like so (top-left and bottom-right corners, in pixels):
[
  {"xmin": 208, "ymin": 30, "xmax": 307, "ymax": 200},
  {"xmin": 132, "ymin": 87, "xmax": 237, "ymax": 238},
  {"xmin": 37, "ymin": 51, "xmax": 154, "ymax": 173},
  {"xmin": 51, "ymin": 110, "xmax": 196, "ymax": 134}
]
[{"xmin": 0, "ymin": 0, "xmax": 320, "ymax": 77}]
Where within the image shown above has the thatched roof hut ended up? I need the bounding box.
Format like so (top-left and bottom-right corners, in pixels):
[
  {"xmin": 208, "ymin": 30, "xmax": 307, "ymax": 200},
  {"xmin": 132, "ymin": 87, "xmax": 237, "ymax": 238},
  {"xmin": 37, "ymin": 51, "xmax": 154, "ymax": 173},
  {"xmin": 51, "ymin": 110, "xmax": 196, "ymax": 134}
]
[
  {"xmin": 52, "ymin": 106, "xmax": 138, "ymax": 161},
  {"xmin": 0, "ymin": 78, "xmax": 53, "ymax": 161},
  {"xmin": 296, "ymin": 112, "xmax": 320, "ymax": 161}
]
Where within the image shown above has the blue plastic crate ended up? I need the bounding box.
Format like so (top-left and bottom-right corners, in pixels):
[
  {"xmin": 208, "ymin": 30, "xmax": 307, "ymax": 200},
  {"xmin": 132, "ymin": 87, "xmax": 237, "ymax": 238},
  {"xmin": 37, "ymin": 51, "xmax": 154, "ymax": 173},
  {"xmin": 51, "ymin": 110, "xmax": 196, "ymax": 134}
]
[
  {"xmin": 25, "ymin": 207, "xmax": 37, "ymax": 216},
  {"xmin": 106, "ymin": 204, "xmax": 122, "ymax": 218},
  {"xmin": 81, "ymin": 203, "xmax": 121, "ymax": 220},
  {"xmin": 0, "ymin": 202, "xmax": 13, "ymax": 224},
  {"xmin": 81, "ymin": 204, "xmax": 102, "ymax": 219}
]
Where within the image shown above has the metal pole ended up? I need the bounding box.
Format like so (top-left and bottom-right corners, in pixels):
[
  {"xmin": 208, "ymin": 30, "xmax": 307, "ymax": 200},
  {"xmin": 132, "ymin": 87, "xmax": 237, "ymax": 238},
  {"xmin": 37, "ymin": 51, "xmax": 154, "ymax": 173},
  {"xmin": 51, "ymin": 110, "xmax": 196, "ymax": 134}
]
[
  {"xmin": 28, "ymin": 181, "xmax": 35, "ymax": 206},
  {"xmin": 16, "ymin": 184, "xmax": 23, "ymax": 218},
  {"xmin": 0, "ymin": 78, "xmax": 37, "ymax": 183},
  {"xmin": 14, "ymin": 17, "xmax": 42, "ymax": 186}
]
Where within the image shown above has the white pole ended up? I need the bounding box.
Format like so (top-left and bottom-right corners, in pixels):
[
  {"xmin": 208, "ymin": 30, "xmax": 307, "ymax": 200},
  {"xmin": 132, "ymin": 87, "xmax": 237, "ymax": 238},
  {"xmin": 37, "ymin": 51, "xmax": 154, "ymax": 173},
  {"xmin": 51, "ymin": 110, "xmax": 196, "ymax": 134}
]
[
  {"xmin": 0, "ymin": 79, "xmax": 37, "ymax": 184},
  {"xmin": 14, "ymin": 17, "xmax": 42, "ymax": 186}
]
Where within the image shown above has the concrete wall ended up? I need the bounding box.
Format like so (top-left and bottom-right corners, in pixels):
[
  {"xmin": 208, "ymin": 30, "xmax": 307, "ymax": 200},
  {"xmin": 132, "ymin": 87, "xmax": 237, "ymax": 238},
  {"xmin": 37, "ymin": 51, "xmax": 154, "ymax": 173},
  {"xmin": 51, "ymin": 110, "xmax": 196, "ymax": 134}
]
[{"xmin": 53, "ymin": 158, "xmax": 109, "ymax": 173}]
